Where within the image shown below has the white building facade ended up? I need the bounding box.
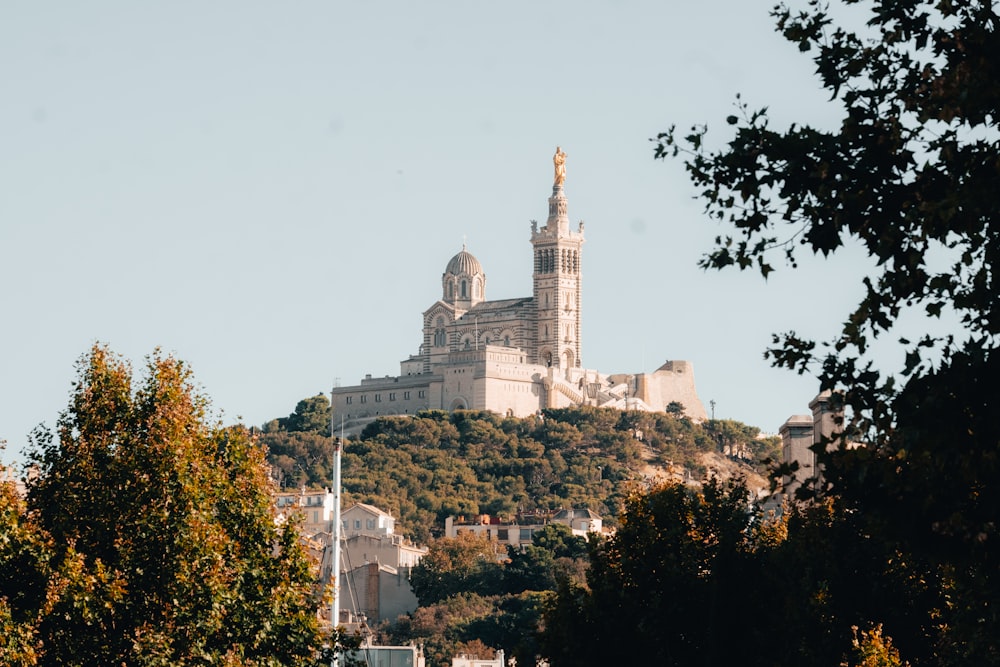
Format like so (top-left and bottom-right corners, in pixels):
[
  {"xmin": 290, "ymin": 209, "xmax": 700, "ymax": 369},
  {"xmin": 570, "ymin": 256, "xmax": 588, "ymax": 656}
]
[{"xmin": 331, "ymin": 150, "xmax": 707, "ymax": 431}]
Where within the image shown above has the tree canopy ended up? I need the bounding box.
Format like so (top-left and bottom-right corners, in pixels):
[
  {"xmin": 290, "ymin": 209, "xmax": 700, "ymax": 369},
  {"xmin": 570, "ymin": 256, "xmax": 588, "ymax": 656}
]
[
  {"xmin": 654, "ymin": 0, "xmax": 1000, "ymax": 663},
  {"xmin": 2, "ymin": 345, "xmax": 330, "ymax": 666},
  {"xmin": 655, "ymin": 0, "xmax": 998, "ymax": 440}
]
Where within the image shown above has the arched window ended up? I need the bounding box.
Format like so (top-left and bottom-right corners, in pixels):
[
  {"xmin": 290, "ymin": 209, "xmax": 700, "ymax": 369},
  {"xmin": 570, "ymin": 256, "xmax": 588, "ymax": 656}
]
[
  {"xmin": 461, "ymin": 280, "xmax": 467, "ymax": 298},
  {"xmin": 448, "ymin": 283, "xmax": 454, "ymax": 298},
  {"xmin": 504, "ymin": 335, "xmax": 510, "ymax": 346}
]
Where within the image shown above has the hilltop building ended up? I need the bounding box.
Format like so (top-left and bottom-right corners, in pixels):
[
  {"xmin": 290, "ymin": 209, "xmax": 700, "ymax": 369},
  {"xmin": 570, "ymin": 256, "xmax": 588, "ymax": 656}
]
[{"xmin": 330, "ymin": 149, "xmax": 707, "ymax": 430}]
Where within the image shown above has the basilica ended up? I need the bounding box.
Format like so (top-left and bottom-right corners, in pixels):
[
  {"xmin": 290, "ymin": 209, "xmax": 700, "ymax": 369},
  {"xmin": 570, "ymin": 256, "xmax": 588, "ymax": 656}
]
[{"xmin": 330, "ymin": 149, "xmax": 707, "ymax": 430}]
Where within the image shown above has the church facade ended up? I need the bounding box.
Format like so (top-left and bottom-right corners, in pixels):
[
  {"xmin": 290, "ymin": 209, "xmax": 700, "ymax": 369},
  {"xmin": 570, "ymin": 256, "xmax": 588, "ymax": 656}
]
[{"xmin": 330, "ymin": 150, "xmax": 707, "ymax": 430}]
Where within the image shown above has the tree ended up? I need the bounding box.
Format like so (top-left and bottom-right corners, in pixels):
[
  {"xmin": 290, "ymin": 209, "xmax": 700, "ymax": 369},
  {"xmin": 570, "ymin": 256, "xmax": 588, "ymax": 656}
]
[
  {"xmin": 655, "ymin": 0, "xmax": 998, "ymax": 441},
  {"xmin": 541, "ymin": 480, "xmax": 771, "ymax": 667},
  {"xmin": 285, "ymin": 394, "xmax": 332, "ymax": 434},
  {"xmin": 529, "ymin": 522, "xmax": 587, "ymax": 561},
  {"xmin": 409, "ymin": 532, "xmax": 504, "ymax": 605},
  {"xmin": 655, "ymin": 1, "xmax": 1000, "ymax": 662},
  {"xmin": 0, "ymin": 477, "xmax": 49, "ymax": 666},
  {"xmin": 20, "ymin": 345, "xmax": 329, "ymax": 665},
  {"xmin": 263, "ymin": 393, "xmax": 332, "ymax": 436},
  {"xmin": 263, "ymin": 430, "xmax": 333, "ymax": 489}
]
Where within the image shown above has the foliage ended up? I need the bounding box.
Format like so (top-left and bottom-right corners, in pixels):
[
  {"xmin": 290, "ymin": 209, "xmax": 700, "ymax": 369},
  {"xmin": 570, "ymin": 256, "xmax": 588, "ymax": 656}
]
[
  {"xmin": 654, "ymin": 0, "xmax": 1000, "ymax": 663},
  {"xmin": 848, "ymin": 624, "xmax": 910, "ymax": 667},
  {"xmin": 387, "ymin": 523, "xmax": 585, "ymax": 667},
  {"xmin": 262, "ymin": 430, "xmax": 333, "ymax": 490},
  {"xmin": 263, "ymin": 405, "xmax": 769, "ymax": 543},
  {"xmin": 264, "ymin": 393, "xmax": 331, "ymax": 435},
  {"xmin": 0, "ymin": 480, "xmax": 48, "ymax": 666},
  {"xmin": 410, "ymin": 532, "xmax": 504, "ymax": 606},
  {"xmin": 383, "ymin": 592, "xmax": 496, "ymax": 667},
  {"xmin": 12, "ymin": 345, "xmax": 331, "ymax": 666},
  {"xmin": 654, "ymin": 0, "xmax": 998, "ymax": 443},
  {"xmin": 541, "ymin": 480, "xmax": 773, "ymax": 666},
  {"xmin": 261, "ymin": 394, "xmax": 334, "ymax": 490}
]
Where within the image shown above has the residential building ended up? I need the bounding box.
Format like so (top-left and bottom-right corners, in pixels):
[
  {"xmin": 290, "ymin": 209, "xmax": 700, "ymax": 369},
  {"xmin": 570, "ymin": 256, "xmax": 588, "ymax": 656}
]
[
  {"xmin": 452, "ymin": 649, "xmax": 505, "ymax": 667},
  {"xmin": 339, "ymin": 561, "xmax": 420, "ymax": 625},
  {"xmin": 445, "ymin": 508, "xmax": 604, "ymax": 549}
]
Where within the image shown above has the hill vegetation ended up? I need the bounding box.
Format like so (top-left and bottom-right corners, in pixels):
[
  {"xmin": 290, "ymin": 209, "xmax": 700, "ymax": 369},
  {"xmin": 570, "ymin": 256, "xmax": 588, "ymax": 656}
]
[{"xmin": 260, "ymin": 398, "xmax": 778, "ymax": 542}]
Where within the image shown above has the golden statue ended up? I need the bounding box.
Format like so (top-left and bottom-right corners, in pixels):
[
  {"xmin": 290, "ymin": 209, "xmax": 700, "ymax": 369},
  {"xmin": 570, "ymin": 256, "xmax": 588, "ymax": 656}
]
[{"xmin": 553, "ymin": 146, "xmax": 566, "ymax": 186}]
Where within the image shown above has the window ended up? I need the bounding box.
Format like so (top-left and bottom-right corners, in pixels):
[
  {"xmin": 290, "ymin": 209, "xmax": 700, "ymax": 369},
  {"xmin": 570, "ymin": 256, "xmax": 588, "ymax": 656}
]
[
  {"xmin": 346, "ymin": 396, "xmax": 352, "ymax": 404},
  {"xmin": 461, "ymin": 280, "xmax": 467, "ymax": 298},
  {"xmin": 366, "ymin": 519, "xmax": 375, "ymax": 530},
  {"xmin": 374, "ymin": 394, "xmax": 382, "ymax": 402},
  {"xmin": 389, "ymin": 392, "xmax": 396, "ymax": 401},
  {"xmin": 404, "ymin": 391, "xmax": 410, "ymax": 400},
  {"xmin": 418, "ymin": 390, "xmax": 426, "ymax": 398},
  {"xmin": 360, "ymin": 395, "xmax": 367, "ymax": 404},
  {"xmin": 354, "ymin": 520, "xmax": 361, "ymax": 530},
  {"xmin": 504, "ymin": 335, "xmax": 510, "ymax": 346},
  {"xmin": 342, "ymin": 520, "xmax": 348, "ymax": 530},
  {"xmin": 313, "ymin": 511, "xmax": 319, "ymax": 523},
  {"xmin": 498, "ymin": 528, "xmax": 509, "ymax": 540},
  {"xmin": 519, "ymin": 528, "xmax": 532, "ymax": 542}
]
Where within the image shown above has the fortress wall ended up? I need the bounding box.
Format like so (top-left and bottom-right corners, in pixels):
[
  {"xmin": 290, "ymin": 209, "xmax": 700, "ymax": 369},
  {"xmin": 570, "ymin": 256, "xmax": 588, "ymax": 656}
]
[{"xmin": 639, "ymin": 360, "xmax": 708, "ymax": 420}]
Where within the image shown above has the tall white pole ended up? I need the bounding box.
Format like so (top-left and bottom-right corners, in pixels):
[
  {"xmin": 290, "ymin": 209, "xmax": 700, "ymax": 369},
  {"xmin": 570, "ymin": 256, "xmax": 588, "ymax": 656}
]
[{"xmin": 330, "ymin": 412, "xmax": 343, "ymax": 664}]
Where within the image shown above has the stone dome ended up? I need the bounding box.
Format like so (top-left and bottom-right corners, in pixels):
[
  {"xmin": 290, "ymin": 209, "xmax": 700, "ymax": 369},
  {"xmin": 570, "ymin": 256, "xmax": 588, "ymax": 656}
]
[{"xmin": 445, "ymin": 247, "xmax": 483, "ymax": 277}]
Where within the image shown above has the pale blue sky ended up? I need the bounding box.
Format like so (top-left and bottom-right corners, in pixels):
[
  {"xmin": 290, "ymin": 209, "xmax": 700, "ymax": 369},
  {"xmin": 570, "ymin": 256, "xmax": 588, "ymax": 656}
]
[{"xmin": 2, "ymin": 1, "xmax": 871, "ymax": 464}]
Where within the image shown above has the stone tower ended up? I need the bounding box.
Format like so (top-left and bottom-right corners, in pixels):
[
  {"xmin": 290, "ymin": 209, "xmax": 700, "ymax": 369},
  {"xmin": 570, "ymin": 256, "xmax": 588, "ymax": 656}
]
[{"xmin": 531, "ymin": 148, "xmax": 584, "ymax": 369}]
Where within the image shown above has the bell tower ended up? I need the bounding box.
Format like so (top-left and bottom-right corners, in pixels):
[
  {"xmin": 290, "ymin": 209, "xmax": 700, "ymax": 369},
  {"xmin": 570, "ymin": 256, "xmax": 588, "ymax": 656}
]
[{"xmin": 531, "ymin": 147, "xmax": 584, "ymax": 370}]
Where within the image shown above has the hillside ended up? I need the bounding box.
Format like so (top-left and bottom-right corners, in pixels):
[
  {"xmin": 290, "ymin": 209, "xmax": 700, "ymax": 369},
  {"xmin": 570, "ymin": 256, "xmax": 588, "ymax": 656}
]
[{"xmin": 261, "ymin": 401, "xmax": 778, "ymax": 543}]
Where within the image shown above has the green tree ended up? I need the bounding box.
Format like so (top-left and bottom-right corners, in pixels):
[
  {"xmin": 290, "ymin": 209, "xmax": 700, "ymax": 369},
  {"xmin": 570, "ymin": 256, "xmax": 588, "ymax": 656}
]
[
  {"xmin": 22, "ymin": 345, "xmax": 328, "ymax": 666},
  {"xmin": 409, "ymin": 532, "xmax": 504, "ymax": 605},
  {"xmin": 502, "ymin": 545, "xmax": 556, "ymax": 594},
  {"xmin": 655, "ymin": 1, "xmax": 1000, "ymax": 662},
  {"xmin": 0, "ymin": 477, "xmax": 49, "ymax": 666},
  {"xmin": 263, "ymin": 393, "xmax": 332, "ymax": 436},
  {"xmin": 285, "ymin": 394, "xmax": 332, "ymax": 434},
  {"xmin": 655, "ymin": 0, "xmax": 998, "ymax": 442},
  {"xmin": 263, "ymin": 430, "xmax": 333, "ymax": 489},
  {"xmin": 530, "ymin": 522, "xmax": 587, "ymax": 561},
  {"xmin": 541, "ymin": 480, "xmax": 770, "ymax": 666},
  {"xmin": 703, "ymin": 418, "xmax": 761, "ymax": 458}
]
